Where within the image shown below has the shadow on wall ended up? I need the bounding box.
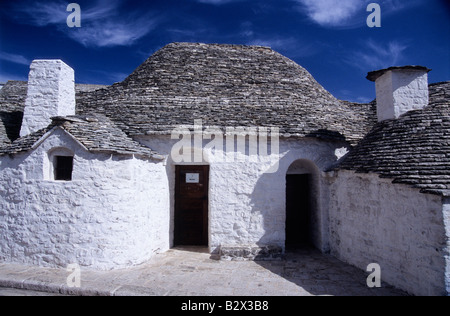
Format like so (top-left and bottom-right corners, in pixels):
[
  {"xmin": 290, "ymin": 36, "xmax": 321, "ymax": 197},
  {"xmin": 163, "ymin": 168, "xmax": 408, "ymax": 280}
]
[
  {"xmin": 0, "ymin": 111, "xmax": 23, "ymax": 142},
  {"xmin": 249, "ymin": 154, "xmax": 328, "ymax": 258}
]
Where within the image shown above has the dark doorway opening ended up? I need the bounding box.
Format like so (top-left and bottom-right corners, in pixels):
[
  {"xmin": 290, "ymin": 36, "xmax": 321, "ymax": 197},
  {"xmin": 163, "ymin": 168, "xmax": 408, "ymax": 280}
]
[
  {"xmin": 174, "ymin": 165, "xmax": 209, "ymax": 247},
  {"xmin": 286, "ymin": 174, "xmax": 313, "ymax": 250}
]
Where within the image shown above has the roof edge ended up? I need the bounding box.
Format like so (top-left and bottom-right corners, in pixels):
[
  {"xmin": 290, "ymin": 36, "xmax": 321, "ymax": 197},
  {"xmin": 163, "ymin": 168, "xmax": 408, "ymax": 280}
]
[
  {"xmin": 367, "ymin": 65, "xmax": 432, "ymax": 82},
  {"xmin": 164, "ymin": 42, "xmax": 272, "ymax": 50}
]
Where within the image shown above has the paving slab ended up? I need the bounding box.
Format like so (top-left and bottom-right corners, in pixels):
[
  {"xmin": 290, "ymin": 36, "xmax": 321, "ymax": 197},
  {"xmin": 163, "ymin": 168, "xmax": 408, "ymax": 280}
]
[{"xmin": 0, "ymin": 247, "xmax": 408, "ymax": 296}]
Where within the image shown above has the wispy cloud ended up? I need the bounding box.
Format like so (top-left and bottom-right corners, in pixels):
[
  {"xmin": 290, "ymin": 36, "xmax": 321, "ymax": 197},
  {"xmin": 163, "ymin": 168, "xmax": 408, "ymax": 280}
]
[
  {"xmin": 11, "ymin": 0, "xmax": 161, "ymax": 48},
  {"xmin": 247, "ymin": 37, "xmax": 321, "ymax": 58},
  {"xmin": 294, "ymin": 0, "xmax": 369, "ymax": 27},
  {"xmin": 12, "ymin": 0, "xmax": 120, "ymax": 27},
  {"xmin": 67, "ymin": 13, "xmax": 160, "ymax": 48},
  {"xmin": 347, "ymin": 39, "xmax": 409, "ymax": 71},
  {"xmin": 293, "ymin": 0, "xmax": 424, "ymax": 28},
  {"xmin": 0, "ymin": 52, "xmax": 30, "ymax": 66},
  {"xmin": 238, "ymin": 21, "xmax": 321, "ymax": 58},
  {"xmin": 11, "ymin": 1, "xmax": 68, "ymax": 26},
  {"xmin": 0, "ymin": 73, "xmax": 28, "ymax": 83}
]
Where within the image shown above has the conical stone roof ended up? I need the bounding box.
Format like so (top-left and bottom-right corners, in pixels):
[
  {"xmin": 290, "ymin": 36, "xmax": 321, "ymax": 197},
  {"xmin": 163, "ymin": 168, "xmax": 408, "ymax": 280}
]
[
  {"xmin": 77, "ymin": 42, "xmax": 375, "ymax": 144},
  {"xmin": 336, "ymin": 81, "xmax": 450, "ymax": 196}
]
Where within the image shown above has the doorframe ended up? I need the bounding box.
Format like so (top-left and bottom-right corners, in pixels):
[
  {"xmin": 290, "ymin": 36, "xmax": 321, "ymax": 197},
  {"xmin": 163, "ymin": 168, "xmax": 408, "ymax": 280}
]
[
  {"xmin": 173, "ymin": 164, "xmax": 210, "ymax": 248},
  {"xmin": 285, "ymin": 159, "xmax": 327, "ymax": 252}
]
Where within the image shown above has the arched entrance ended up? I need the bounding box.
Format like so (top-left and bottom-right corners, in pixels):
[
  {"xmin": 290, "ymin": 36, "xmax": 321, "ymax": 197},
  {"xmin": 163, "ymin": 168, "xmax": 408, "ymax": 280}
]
[{"xmin": 285, "ymin": 159, "xmax": 321, "ymax": 251}]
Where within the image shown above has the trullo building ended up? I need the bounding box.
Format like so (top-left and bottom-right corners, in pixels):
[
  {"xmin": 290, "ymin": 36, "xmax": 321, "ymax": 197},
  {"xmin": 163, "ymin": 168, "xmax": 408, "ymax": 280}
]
[{"xmin": 0, "ymin": 43, "xmax": 448, "ymax": 296}]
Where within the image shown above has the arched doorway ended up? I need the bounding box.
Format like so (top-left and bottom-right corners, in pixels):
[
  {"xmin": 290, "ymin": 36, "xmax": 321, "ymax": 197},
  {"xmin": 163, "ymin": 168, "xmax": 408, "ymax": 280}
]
[{"xmin": 285, "ymin": 159, "xmax": 320, "ymax": 251}]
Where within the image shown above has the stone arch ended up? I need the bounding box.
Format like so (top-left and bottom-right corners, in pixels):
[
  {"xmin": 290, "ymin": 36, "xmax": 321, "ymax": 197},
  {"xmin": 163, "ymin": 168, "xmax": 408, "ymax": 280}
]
[{"xmin": 285, "ymin": 159, "xmax": 326, "ymax": 251}]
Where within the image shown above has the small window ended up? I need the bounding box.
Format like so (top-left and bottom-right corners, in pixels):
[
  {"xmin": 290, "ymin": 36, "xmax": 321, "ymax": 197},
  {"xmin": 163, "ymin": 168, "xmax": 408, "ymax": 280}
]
[{"xmin": 54, "ymin": 156, "xmax": 73, "ymax": 181}]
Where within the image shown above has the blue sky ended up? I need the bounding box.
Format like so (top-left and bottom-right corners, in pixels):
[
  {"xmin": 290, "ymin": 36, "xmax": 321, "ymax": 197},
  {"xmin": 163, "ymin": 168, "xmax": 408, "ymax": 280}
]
[{"xmin": 0, "ymin": 0, "xmax": 449, "ymax": 102}]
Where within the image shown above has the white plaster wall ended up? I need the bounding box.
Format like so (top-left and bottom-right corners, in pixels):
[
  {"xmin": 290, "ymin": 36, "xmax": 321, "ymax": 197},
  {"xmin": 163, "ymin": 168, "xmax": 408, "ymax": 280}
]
[
  {"xmin": 443, "ymin": 198, "xmax": 450, "ymax": 295},
  {"xmin": 138, "ymin": 134, "xmax": 347, "ymax": 254},
  {"xmin": 375, "ymin": 70, "xmax": 429, "ymax": 122},
  {"xmin": 375, "ymin": 71, "xmax": 395, "ymax": 122},
  {"xmin": 0, "ymin": 129, "xmax": 170, "ymax": 270},
  {"xmin": 20, "ymin": 60, "xmax": 76, "ymax": 137},
  {"xmin": 329, "ymin": 170, "xmax": 448, "ymax": 296},
  {"xmin": 392, "ymin": 70, "xmax": 429, "ymax": 117}
]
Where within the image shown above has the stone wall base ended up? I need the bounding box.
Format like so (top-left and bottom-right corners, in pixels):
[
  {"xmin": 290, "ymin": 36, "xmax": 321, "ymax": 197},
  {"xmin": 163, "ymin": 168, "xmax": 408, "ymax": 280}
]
[{"xmin": 219, "ymin": 245, "xmax": 284, "ymax": 261}]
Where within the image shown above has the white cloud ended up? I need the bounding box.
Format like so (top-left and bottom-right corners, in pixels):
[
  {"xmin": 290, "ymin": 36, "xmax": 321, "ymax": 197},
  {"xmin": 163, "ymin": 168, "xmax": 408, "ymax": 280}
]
[
  {"xmin": 0, "ymin": 52, "xmax": 30, "ymax": 66},
  {"xmin": 347, "ymin": 39, "xmax": 409, "ymax": 71},
  {"xmin": 13, "ymin": 1, "xmax": 67, "ymax": 26},
  {"xmin": 11, "ymin": 0, "xmax": 160, "ymax": 47},
  {"xmin": 295, "ymin": 0, "xmax": 369, "ymax": 27},
  {"xmin": 13, "ymin": 0, "xmax": 120, "ymax": 26},
  {"xmin": 293, "ymin": 0, "xmax": 424, "ymax": 28},
  {"xmin": 67, "ymin": 14, "xmax": 160, "ymax": 48}
]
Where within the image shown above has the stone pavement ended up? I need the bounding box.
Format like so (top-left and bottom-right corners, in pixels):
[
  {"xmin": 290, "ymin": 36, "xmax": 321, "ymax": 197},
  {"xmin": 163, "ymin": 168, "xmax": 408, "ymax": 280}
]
[{"xmin": 0, "ymin": 247, "xmax": 408, "ymax": 296}]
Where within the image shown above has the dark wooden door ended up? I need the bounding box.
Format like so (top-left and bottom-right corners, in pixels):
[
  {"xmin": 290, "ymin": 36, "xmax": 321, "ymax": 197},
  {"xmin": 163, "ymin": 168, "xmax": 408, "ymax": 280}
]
[
  {"xmin": 286, "ymin": 174, "xmax": 312, "ymax": 249},
  {"xmin": 175, "ymin": 165, "xmax": 209, "ymax": 246}
]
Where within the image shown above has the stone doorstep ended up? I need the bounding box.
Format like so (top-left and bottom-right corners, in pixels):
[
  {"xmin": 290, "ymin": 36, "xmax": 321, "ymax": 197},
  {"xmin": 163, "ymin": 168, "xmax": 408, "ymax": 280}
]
[
  {"xmin": 0, "ymin": 267, "xmax": 144, "ymax": 296},
  {"xmin": 0, "ymin": 277, "xmax": 107, "ymax": 296},
  {"xmin": 219, "ymin": 245, "xmax": 284, "ymax": 261},
  {"xmin": 0, "ymin": 275, "xmax": 160, "ymax": 296}
]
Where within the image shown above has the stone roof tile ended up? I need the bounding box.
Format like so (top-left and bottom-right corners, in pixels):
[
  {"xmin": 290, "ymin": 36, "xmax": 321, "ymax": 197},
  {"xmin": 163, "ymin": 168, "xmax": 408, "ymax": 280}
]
[
  {"xmin": 76, "ymin": 42, "xmax": 375, "ymax": 145},
  {"xmin": 336, "ymin": 81, "xmax": 450, "ymax": 196},
  {"xmin": 0, "ymin": 114, "xmax": 161, "ymax": 159},
  {"xmin": 366, "ymin": 65, "xmax": 432, "ymax": 82}
]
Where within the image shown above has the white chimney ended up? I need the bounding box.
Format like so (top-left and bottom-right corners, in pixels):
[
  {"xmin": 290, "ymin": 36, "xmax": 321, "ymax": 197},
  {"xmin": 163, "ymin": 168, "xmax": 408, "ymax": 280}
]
[
  {"xmin": 367, "ymin": 66, "xmax": 431, "ymax": 122},
  {"xmin": 20, "ymin": 60, "xmax": 75, "ymax": 137}
]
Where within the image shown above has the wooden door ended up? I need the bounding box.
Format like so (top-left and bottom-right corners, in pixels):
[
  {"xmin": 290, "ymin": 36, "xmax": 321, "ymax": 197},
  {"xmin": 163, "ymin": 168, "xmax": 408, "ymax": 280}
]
[{"xmin": 174, "ymin": 165, "xmax": 209, "ymax": 246}]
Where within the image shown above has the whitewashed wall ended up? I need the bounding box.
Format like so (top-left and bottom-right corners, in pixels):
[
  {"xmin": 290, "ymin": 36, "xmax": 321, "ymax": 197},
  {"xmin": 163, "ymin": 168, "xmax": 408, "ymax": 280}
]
[
  {"xmin": 329, "ymin": 170, "xmax": 449, "ymax": 296},
  {"xmin": 138, "ymin": 135, "xmax": 348, "ymax": 254},
  {"xmin": 443, "ymin": 198, "xmax": 450, "ymax": 295},
  {"xmin": 375, "ymin": 70, "xmax": 429, "ymax": 122},
  {"xmin": 0, "ymin": 128, "xmax": 170, "ymax": 270},
  {"xmin": 20, "ymin": 60, "xmax": 76, "ymax": 137}
]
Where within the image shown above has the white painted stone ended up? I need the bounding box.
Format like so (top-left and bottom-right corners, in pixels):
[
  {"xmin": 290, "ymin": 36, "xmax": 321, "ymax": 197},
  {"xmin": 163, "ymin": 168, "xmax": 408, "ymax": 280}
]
[
  {"xmin": 375, "ymin": 69, "xmax": 429, "ymax": 122},
  {"xmin": 4, "ymin": 124, "xmax": 448, "ymax": 295},
  {"xmin": 20, "ymin": 60, "xmax": 76, "ymax": 137},
  {"xmin": 0, "ymin": 128, "xmax": 170, "ymax": 270},
  {"xmin": 443, "ymin": 198, "xmax": 450, "ymax": 295},
  {"xmin": 329, "ymin": 170, "xmax": 448, "ymax": 296},
  {"xmin": 138, "ymin": 135, "xmax": 347, "ymax": 254}
]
